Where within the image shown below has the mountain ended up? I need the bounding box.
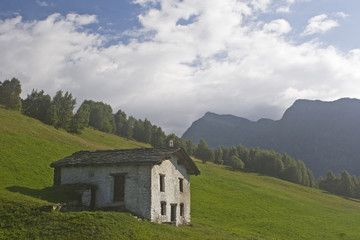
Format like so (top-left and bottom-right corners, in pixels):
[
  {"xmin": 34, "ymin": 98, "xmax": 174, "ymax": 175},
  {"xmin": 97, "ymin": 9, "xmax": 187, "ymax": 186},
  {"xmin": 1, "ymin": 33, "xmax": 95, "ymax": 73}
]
[
  {"xmin": 182, "ymin": 98, "xmax": 360, "ymax": 177},
  {"xmin": 2, "ymin": 106, "xmax": 360, "ymax": 239}
]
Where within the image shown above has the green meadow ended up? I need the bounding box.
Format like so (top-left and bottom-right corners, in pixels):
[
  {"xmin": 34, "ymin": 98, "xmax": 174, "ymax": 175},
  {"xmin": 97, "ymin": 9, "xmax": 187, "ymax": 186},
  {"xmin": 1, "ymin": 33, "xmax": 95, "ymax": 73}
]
[{"xmin": 1, "ymin": 106, "xmax": 360, "ymax": 239}]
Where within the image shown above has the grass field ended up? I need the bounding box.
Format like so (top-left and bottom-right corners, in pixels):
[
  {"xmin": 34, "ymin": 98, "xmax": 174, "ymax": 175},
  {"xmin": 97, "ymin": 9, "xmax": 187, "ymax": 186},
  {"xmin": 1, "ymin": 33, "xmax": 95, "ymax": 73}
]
[{"xmin": 1, "ymin": 106, "xmax": 360, "ymax": 239}]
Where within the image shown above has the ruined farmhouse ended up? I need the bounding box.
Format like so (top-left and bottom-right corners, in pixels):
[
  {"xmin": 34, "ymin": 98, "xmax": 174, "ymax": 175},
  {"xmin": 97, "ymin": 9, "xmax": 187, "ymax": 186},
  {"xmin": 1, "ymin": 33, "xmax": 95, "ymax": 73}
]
[{"xmin": 50, "ymin": 147, "xmax": 200, "ymax": 226}]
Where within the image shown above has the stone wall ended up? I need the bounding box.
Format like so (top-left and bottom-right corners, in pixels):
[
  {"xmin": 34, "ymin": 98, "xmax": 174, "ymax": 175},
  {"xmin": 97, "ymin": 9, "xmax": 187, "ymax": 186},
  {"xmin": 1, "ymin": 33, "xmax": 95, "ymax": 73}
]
[
  {"xmin": 60, "ymin": 164, "xmax": 152, "ymax": 219},
  {"xmin": 151, "ymin": 156, "xmax": 191, "ymax": 226}
]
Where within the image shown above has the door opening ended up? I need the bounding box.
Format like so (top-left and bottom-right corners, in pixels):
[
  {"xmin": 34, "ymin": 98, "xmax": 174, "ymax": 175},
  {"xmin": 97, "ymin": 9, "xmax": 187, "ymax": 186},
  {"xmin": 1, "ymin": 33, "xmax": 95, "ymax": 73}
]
[{"xmin": 171, "ymin": 204, "xmax": 177, "ymax": 222}]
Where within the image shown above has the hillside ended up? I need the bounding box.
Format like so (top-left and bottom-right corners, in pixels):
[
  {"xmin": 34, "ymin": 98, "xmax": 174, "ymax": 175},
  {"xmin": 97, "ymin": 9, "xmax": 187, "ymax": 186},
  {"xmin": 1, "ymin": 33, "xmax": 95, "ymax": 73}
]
[
  {"xmin": 182, "ymin": 98, "xmax": 360, "ymax": 177},
  {"xmin": 1, "ymin": 107, "xmax": 360, "ymax": 239}
]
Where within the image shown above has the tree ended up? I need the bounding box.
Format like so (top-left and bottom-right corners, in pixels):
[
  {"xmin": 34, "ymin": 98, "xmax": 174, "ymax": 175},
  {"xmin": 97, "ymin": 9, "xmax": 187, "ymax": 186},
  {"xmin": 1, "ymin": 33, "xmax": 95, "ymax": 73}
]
[
  {"xmin": 0, "ymin": 78, "xmax": 22, "ymax": 110},
  {"xmin": 125, "ymin": 116, "xmax": 135, "ymax": 139},
  {"xmin": 214, "ymin": 146, "xmax": 224, "ymax": 165},
  {"xmin": 194, "ymin": 139, "xmax": 214, "ymax": 163},
  {"xmin": 52, "ymin": 90, "xmax": 76, "ymax": 131},
  {"xmin": 150, "ymin": 125, "xmax": 165, "ymax": 147},
  {"xmin": 281, "ymin": 154, "xmax": 293, "ymax": 168},
  {"xmin": 237, "ymin": 145, "xmax": 250, "ymax": 167},
  {"xmin": 230, "ymin": 154, "xmax": 244, "ymax": 170},
  {"xmin": 77, "ymin": 100, "xmax": 115, "ymax": 133},
  {"xmin": 250, "ymin": 149, "xmax": 283, "ymax": 177},
  {"xmin": 282, "ymin": 157, "xmax": 300, "ymax": 184},
  {"xmin": 297, "ymin": 160, "xmax": 309, "ymax": 186},
  {"xmin": 44, "ymin": 103, "xmax": 58, "ymax": 126},
  {"xmin": 22, "ymin": 89, "xmax": 52, "ymax": 123},
  {"xmin": 68, "ymin": 103, "xmax": 90, "ymax": 134},
  {"xmin": 133, "ymin": 119, "xmax": 145, "ymax": 142},
  {"xmin": 351, "ymin": 176, "xmax": 360, "ymax": 198},
  {"xmin": 114, "ymin": 109, "xmax": 127, "ymax": 137},
  {"xmin": 143, "ymin": 119, "xmax": 152, "ymax": 143},
  {"xmin": 318, "ymin": 170, "xmax": 338, "ymax": 193},
  {"xmin": 184, "ymin": 140, "xmax": 195, "ymax": 156},
  {"xmin": 307, "ymin": 169, "xmax": 315, "ymax": 188},
  {"xmin": 339, "ymin": 170, "xmax": 355, "ymax": 197}
]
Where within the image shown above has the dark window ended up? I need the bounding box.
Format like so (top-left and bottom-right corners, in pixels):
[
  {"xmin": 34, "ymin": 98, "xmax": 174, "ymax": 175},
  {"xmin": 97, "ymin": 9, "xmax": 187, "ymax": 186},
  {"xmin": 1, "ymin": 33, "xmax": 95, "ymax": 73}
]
[
  {"xmin": 171, "ymin": 204, "xmax": 177, "ymax": 222},
  {"xmin": 180, "ymin": 203, "xmax": 184, "ymax": 217},
  {"xmin": 113, "ymin": 175, "xmax": 125, "ymax": 202},
  {"xmin": 179, "ymin": 178, "xmax": 184, "ymax": 192},
  {"xmin": 161, "ymin": 201, "xmax": 166, "ymax": 215},
  {"xmin": 160, "ymin": 174, "xmax": 165, "ymax": 192}
]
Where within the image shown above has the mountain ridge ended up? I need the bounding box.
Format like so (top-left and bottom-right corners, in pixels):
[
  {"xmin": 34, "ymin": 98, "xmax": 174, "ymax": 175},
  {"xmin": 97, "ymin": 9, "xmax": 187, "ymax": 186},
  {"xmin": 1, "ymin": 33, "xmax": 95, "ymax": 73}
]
[{"xmin": 182, "ymin": 98, "xmax": 360, "ymax": 177}]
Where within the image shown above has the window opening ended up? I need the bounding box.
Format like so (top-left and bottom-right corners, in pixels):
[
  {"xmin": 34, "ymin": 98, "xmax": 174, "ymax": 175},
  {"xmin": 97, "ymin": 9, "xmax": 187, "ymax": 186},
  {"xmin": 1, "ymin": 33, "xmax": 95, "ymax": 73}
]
[
  {"xmin": 160, "ymin": 174, "xmax": 165, "ymax": 192},
  {"xmin": 179, "ymin": 178, "xmax": 184, "ymax": 192},
  {"xmin": 180, "ymin": 203, "xmax": 184, "ymax": 217},
  {"xmin": 161, "ymin": 201, "xmax": 166, "ymax": 215}
]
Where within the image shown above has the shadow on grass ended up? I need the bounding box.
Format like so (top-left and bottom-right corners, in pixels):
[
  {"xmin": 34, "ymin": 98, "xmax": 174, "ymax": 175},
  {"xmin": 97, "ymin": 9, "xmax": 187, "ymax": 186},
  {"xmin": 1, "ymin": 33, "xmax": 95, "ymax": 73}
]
[{"xmin": 6, "ymin": 185, "xmax": 83, "ymax": 203}]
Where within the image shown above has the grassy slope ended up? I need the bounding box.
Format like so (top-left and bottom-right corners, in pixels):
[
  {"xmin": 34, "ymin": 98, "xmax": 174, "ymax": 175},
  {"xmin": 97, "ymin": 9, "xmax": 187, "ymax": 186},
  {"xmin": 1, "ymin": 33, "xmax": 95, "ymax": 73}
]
[
  {"xmin": 0, "ymin": 106, "xmax": 149, "ymax": 189},
  {"xmin": 1, "ymin": 107, "xmax": 360, "ymax": 239}
]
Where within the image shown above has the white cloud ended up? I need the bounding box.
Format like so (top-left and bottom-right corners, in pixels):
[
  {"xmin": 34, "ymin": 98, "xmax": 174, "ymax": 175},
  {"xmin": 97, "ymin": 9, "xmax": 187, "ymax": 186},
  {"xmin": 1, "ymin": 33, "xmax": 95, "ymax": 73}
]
[
  {"xmin": 65, "ymin": 13, "xmax": 98, "ymax": 26},
  {"xmin": 250, "ymin": 0, "xmax": 272, "ymax": 12},
  {"xmin": 302, "ymin": 14, "xmax": 339, "ymax": 36},
  {"xmin": 275, "ymin": 0, "xmax": 312, "ymax": 14},
  {"xmin": 276, "ymin": 6, "xmax": 290, "ymax": 13},
  {"xmin": 263, "ymin": 19, "xmax": 292, "ymax": 35},
  {"xmin": 336, "ymin": 12, "xmax": 349, "ymax": 18},
  {"xmin": 0, "ymin": 1, "xmax": 359, "ymax": 135},
  {"xmin": 36, "ymin": 0, "xmax": 48, "ymax": 7}
]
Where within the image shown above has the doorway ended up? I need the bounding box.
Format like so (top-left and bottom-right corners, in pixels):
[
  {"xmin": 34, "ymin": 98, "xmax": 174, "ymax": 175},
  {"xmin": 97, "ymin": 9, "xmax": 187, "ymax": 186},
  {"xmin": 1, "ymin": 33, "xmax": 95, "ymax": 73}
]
[{"xmin": 113, "ymin": 175, "xmax": 125, "ymax": 202}]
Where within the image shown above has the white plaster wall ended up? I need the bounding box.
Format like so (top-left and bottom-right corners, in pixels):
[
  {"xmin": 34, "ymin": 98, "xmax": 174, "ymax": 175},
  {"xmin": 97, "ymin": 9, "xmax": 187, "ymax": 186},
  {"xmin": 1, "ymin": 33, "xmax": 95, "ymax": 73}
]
[
  {"xmin": 60, "ymin": 164, "xmax": 152, "ymax": 219},
  {"xmin": 150, "ymin": 156, "xmax": 191, "ymax": 225}
]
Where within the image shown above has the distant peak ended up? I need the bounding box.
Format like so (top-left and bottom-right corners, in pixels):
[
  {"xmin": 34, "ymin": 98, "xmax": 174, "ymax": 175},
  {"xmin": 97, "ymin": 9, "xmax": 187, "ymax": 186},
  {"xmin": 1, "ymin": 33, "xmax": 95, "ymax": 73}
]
[
  {"xmin": 282, "ymin": 97, "xmax": 360, "ymax": 121},
  {"xmin": 203, "ymin": 112, "xmax": 242, "ymax": 119},
  {"xmin": 204, "ymin": 112, "xmax": 217, "ymax": 116}
]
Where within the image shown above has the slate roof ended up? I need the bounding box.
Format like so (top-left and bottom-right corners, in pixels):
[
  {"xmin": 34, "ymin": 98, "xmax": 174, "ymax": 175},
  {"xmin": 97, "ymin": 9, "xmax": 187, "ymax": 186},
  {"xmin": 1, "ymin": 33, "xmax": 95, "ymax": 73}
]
[{"xmin": 50, "ymin": 148, "xmax": 200, "ymax": 175}]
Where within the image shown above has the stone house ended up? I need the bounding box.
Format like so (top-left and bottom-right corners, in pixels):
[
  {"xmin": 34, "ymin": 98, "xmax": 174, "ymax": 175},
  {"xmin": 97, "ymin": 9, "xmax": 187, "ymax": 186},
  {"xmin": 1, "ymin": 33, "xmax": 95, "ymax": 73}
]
[{"xmin": 50, "ymin": 148, "xmax": 200, "ymax": 225}]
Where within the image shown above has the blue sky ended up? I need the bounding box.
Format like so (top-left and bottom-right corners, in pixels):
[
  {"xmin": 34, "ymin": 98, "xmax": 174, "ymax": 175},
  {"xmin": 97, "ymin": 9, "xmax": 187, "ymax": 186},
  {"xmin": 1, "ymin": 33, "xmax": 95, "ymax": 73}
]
[{"xmin": 1, "ymin": 0, "xmax": 360, "ymax": 135}]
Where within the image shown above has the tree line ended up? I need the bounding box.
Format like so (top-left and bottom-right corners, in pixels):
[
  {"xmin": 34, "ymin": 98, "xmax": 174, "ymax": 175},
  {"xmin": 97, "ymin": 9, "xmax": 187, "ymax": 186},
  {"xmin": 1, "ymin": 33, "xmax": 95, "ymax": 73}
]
[
  {"xmin": 318, "ymin": 170, "xmax": 360, "ymax": 199},
  {"xmin": 193, "ymin": 139, "xmax": 360, "ymax": 198},
  {"xmin": 0, "ymin": 78, "xmax": 196, "ymax": 151},
  {"xmin": 194, "ymin": 139, "xmax": 315, "ymax": 187},
  {"xmin": 1, "ymin": 77, "xmax": 359, "ymax": 199}
]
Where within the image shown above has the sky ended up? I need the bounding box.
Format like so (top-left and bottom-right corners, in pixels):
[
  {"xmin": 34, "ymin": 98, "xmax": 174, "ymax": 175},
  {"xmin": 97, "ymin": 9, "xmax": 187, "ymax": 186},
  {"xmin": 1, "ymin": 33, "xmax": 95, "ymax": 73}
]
[{"xmin": 1, "ymin": 0, "xmax": 360, "ymax": 135}]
